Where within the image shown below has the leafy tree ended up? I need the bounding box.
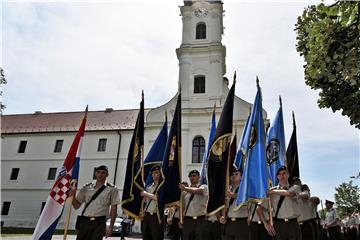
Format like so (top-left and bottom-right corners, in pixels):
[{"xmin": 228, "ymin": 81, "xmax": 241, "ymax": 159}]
[
  {"xmin": 295, "ymin": 1, "xmax": 360, "ymax": 129},
  {"xmin": 0, "ymin": 67, "xmax": 6, "ymax": 112},
  {"xmin": 334, "ymin": 181, "xmax": 360, "ymax": 218}
]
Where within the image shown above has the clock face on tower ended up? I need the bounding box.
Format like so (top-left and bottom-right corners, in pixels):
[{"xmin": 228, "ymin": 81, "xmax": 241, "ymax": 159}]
[{"xmin": 194, "ymin": 8, "xmax": 208, "ymax": 18}]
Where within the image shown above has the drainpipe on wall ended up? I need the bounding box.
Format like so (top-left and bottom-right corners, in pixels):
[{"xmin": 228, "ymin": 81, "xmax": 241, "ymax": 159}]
[{"xmin": 113, "ymin": 130, "xmax": 121, "ymax": 185}]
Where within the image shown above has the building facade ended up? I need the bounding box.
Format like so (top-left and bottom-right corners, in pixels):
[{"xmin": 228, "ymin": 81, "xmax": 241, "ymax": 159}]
[{"xmin": 1, "ymin": 0, "xmax": 265, "ymax": 229}]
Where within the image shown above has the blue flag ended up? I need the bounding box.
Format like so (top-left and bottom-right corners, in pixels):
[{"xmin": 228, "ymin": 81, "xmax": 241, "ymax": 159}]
[
  {"xmin": 235, "ymin": 81, "xmax": 269, "ymax": 207},
  {"xmin": 267, "ymin": 98, "xmax": 286, "ymax": 186},
  {"xmin": 134, "ymin": 118, "xmax": 168, "ymax": 189},
  {"xmin": 234, "ymin": 112, "xmax": 251, "ymax": 174},
  {"xmin": 200, "ymin": 106, "xmax": 216, "ymax": 185}
]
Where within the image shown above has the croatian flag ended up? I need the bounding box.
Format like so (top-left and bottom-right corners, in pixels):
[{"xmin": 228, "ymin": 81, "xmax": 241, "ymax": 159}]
[{"xmin": 33, "ymin": 107, "xmax": 87, "ymax": 240}]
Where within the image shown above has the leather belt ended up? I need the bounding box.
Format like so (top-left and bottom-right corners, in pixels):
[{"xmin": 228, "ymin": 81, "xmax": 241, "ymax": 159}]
[
  {"xmin": 82, "ymin": 216, "xmax": 106, "ymax": 221},
  {"xmin": 228, "ymin": 217, "xmax": 247, "ymax": 222},
  {"xmin": 299, "ymin": 219, "xmax": 312, "ymax": 225},
  {"xmin": 185, "ymin": 215, "xmax": 205, "ymax": 220},
  {"xmin": 275, "ymin": 218, "xmax": 297, "ymax": 223},
  {"xmin": 251, "ymin": 221, "xmax": 263, "ymax": 225},
  {"xmin": 145, "ymin": 212, "xmax": 156, "ymax": 216}
]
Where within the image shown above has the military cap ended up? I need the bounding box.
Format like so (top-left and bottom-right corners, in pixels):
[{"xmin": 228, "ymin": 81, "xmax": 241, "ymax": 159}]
[
  {"xmin": 95, "ymin": 165, "xmax": 108, "ymax": 172},
  {"xmin": 276, "ymin": 166, "xmax": 288, "ymax": 175},
  {"xmin": 188, "ymin": 169, "xmax": 200, "ymax": 177},
  {"xmin": 291, "ymin": 176, "xmax": 301, "ymax": 185},
  {"xmin": 301, "ymin": 184, "xmax": 310, "ymax": 191},
  {"xmin": 150, "ymin": 164, "xmax": 161, "ymax": 172},
  {"xmin": 325, "ymin": 200, "xmax": 334, "ymax": 205}
]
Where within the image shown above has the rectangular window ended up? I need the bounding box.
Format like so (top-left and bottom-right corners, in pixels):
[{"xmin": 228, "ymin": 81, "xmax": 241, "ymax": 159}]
[
  {"xmin": 18, "ymin": 140, "xmax": 27, "ymax": 153},
  {"xmin": 40, "ymin": 202, "xmax": 46, "ymax": 214},
  {"xmin": 97, "ymin": 138, "xmax": 107, "ymax": 152},
  {"xmin": 10, "ymin": 168, "xmax": 19, "ymax": 180},
  {"xmin": 54, "ymin": 140, "xmax": 64, "ymax": 153},
  {"xmin": 1, "ymin": 202, "xmax": 11, "ymax": 215},
  {"xmin": 194, "ymin": 76, "xmax": 205, "ymax": 94},
  {"xmin": 48, "ymin": 168, "xmax": 57, "ymax": 180}
]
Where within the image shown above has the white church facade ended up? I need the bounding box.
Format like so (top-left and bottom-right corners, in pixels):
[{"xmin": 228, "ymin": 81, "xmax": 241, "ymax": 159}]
[{"xmin": 1, "ymin": 0, "xmax": 265, "ymax": 229}]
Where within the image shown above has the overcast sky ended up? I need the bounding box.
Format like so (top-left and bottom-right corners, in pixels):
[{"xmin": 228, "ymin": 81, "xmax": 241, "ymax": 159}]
[{"xmin": 2, "ymin": 0, "xmax": 359, "ymax": 204}]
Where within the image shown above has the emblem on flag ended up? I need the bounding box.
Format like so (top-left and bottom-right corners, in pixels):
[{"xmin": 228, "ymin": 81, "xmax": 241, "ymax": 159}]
[
  {"xmin": 169, "ymin": 136, "xmax": 176, "ymax": 166},
  {"xmin": 266, "ymin": 138, "xmax": 280, "ymax": 164}
]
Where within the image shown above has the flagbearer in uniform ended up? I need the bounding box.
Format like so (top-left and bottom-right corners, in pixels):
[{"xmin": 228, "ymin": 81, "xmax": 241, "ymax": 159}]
[
  {"xmin": 225, "ymin": 170, "xmax": 249, "ymax": 240},
  {"xmin": 70, "ymin": 165, "xmax": 120, "ymax": 240},
  {"xmin": 179, "ymin": 169, "xmax": 208, "ymax": 240},
  {"xmin": 324, "ymin": 199, "xmax": 342, "ymax": 240},
  {"xmin": 296, "ymin": 182, "xmax": 315, "ymax": 240},
  {"xmin": 140, "ymin": 164, "xmax": 164, "ymax": 240},
  {"xmin": 268, "ymin": 166, "xmax": 301, "ymax": 240}
]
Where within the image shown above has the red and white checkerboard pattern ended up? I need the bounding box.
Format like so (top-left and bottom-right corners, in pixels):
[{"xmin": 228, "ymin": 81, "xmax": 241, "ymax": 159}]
[{"xmin": 49, "ymin": 174, "xmax": 71, "ymax": 205}]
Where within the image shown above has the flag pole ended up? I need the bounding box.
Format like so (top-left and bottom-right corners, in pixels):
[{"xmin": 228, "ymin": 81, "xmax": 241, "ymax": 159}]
[
  {"xmin": 141, "ymin": 90, "xmax": 145, "ymax": 185},
  {"xmin": 63, "ymin": 181, "xmax": 76, "ymax": 240}
]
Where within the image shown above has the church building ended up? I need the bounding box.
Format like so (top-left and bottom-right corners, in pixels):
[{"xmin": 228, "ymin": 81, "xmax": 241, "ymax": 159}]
[{"xmin": 1, "ymin": 0, "xmax": 265, "ymax": 229}]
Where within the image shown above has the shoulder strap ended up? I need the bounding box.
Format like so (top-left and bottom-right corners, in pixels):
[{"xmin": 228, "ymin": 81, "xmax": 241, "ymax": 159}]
[
  {"xmin": 228, "ymin": 186, "xmax": 239, "ymax": 206},
  {"xmin": 144, "ymin": 183, "xmax": 160, "ymax": 212},
  {"xmin": 81, "ymin": 185, "xmax": 106, "ymax": 216},
  {"xmin": 250, "ymin": 203, "xmax": 257, "ymax": 221},
  {"xmin": 184, "ymin": 193, "xmax": 195, "ymax": 216},
  {"xmin": 274, "ymin": 196, "xmax": 285, "ymax": 219}
]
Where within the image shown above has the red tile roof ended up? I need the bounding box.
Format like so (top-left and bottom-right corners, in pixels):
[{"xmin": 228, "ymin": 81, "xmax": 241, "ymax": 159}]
[{"xmin": 1, "ymin": 109, "xmax": 149, "ymax": 134}]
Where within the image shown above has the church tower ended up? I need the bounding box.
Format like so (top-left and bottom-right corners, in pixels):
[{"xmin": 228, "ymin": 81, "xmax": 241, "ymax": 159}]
[{"xmin": 177, "ymin": 1, "xmax": 228, "ymax": 108}]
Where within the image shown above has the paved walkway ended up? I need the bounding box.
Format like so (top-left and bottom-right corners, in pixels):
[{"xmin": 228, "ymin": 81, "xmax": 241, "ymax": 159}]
[{"xmin": 1, "ymin": 235, "xmax": 142, "ymax": 240}]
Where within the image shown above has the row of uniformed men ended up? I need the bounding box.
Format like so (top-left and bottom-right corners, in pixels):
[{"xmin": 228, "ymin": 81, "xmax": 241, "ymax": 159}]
[{"xmin": 140, "ymin": 165, "xmax": 333, "ymax": 240}]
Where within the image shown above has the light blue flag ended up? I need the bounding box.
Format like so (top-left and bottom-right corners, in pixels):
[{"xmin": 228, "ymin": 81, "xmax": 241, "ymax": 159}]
[
  {"xmin": 235, "ymin": 81, "xmax": 269, "ymax": 207},
  {"xmin": 234, "ymin": 112, "xmax": 250, "ymax": 174},
  {"xmin": 266, "ymin": 97, "xmax": 286, "ymax": 186},
  {"xmin": 200, "ymin": 107, "xmax": 216, "ymax": 185}
]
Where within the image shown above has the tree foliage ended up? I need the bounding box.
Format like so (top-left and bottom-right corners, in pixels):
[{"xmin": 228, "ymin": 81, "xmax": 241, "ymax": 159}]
[
  {"xmin": 334, "ymin": 181, "xmax": 360, "ymax": 218},
  {"xmin": 295, "ymin": 1, "xmax": 360, "ymax": 129}
]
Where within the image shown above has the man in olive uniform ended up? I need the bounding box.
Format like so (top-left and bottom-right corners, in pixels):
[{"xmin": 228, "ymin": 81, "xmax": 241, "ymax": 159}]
[
  {"xmin": 268, "ymin": 166, "xmax": 301, "ymax": 240},
  {"xmin": 140, "ymin": 165, "xmax": 163, "ymax": 240},
  {"xmin": 179, "ymin": 169, "xmax": 208, "ymax": 240},
  {"xmin": 324, "ymin": 200, "xmax": 342, "ymax": 240},
  {"xmin": 71, "ymin": 165, "xmax": 120, "ymax": 240},
  {"xmin": 296, "ymin": 183, "xmax": 315, "ymax": 240},
  {"xmin": 225, "ymin": 170, "xmax": 249, "ymax": 240}
]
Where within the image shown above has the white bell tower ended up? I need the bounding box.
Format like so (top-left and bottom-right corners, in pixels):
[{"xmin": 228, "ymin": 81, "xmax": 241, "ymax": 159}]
[{"xmin": 176, "ymin": 0, "xmax": 228, "ymax": 109}]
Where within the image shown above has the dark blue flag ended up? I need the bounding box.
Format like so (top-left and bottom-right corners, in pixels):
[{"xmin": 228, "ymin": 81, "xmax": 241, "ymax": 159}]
[
  {"xmin": 157, "ymin": 93, "xmax": 182, "ymax": 223},
  {"xmin": 235, "ymin": 79, "xmax": 269, "ymax": 207},
  {"xmin": 207, "ymin": 81, "xmax": 235, "ymax": 215},
  {"xmin": 134, "ymin": 117, "xmax": 168, "ymax": 189},
  {"xmin": 200, "ymin": 105, "xmax": 216, "ymax": 185},
  {"xmin": 121, "ymin": 93, "xmax": 144, "ymax": 220},
  {"xmin": 267, "ymin": 97, "xmax": 286, "ymax": 186}
]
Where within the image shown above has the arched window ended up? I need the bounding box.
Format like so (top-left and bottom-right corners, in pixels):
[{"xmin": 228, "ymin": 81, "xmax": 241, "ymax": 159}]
[
  {"xmin": 192, "ymin": 136, "xmax": 205, "ymax": 163},
  {"xmin": 194, "ymin": 75, "xmax": 205, "ymax": 93},
  {"xmin": 196, "ymin": 23, "xmax": 206, "ymax": 39}
]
